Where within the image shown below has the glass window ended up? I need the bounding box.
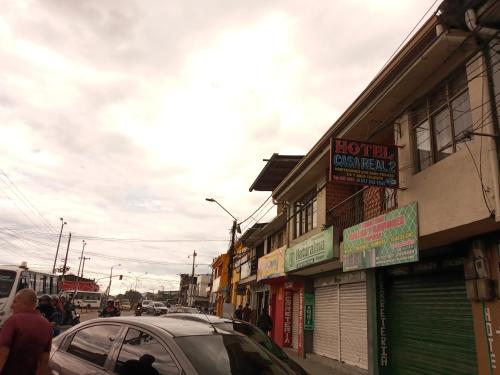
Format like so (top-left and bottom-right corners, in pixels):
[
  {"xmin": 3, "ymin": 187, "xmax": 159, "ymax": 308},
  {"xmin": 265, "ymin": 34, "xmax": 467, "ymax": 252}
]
[
  {"xmin": 0, "ymin": 271, "xmax": 16, "ymax": 299},
  {"xmin": 67, "ymin": 325, "xmax": 121, "ymax": 367},
  {"xmin": 115, "ymin": 329, "xmax": 179, "ymax": 375},
  {"xmin": 433, "ymin": 108, "xmax": 453, "ymax": 161},
  {"xmin": 292, "ymin": 189, "xmax": 318, "ymax": 239},
  {"xmin": 175, "ymin": 335, "xmax": 291, "ymax": 375},
  {"xmin": 412, "ymin": 66, "xmax": 472, "ymax": 171}
]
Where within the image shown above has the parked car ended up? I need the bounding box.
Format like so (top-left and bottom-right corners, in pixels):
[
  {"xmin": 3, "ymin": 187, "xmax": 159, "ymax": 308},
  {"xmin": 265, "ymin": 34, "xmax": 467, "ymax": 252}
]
[
  {"xmin": 120, "ymin": 299, "xmax": 131, "ymax": 311},
  {"xmin": 164, "ymin": 314, "xmax": 308, "ymax": 375},
  {"xmin": 148, "ymin": 301, "xmax": 168, "ymax": 316},
  {"xmin": 140, "ymin": 299, "xmax": 153, "ymax": 313},
  {"xmin": 167, "ymin": 306, "xmax": 199, "ymax": 314},
  {"xmin": 48, "ymin": 316, "xmax": 296, "ymax": 375}
]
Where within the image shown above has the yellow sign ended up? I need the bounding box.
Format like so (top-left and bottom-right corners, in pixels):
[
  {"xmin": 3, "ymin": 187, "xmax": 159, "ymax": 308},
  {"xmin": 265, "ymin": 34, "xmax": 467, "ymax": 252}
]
[{"xmin": 257, "ymin": 246, "xmax": 286, "ymax": 281}]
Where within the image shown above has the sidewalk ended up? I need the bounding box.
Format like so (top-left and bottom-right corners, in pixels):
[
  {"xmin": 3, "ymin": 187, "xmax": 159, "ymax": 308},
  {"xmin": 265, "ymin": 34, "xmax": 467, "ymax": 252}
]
[{"xmin": 284, "ymin": 348, "xmax": 367, "ymax": 375}]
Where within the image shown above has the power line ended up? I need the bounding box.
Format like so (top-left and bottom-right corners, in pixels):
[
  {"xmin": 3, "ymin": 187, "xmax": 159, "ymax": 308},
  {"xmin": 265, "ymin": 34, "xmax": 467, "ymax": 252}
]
[{"xmin": 238, "ymin": 194, "xmax": 272, "ymax": 225}]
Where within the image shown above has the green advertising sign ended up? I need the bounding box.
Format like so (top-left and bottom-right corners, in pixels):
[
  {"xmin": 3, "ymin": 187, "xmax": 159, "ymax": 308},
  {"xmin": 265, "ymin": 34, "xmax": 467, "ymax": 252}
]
[
  {"xmin": 343, "ymin": 202, "xmax": 418, "ymax": 272},
  {"xmin": 304, "ymin": 293, "xmax": 314, "ymax": 331},
  {"xmin": 285, "ymin": 226, "xmax": 334, "ymax": 272}
]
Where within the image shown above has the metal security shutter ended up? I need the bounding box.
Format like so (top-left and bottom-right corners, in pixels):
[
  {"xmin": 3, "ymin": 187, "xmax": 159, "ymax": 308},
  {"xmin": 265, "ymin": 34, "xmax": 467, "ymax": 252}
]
[
  {"xmin": 292, "ymin": 292, "xmax": 299, "ymax": 350},
  {"xmin": 385, "ymin": 271, "xmax": 477, "ymax": 375},
  {"xmin": 340, "ymin": 282, "xmax": 368, "ymax": 370},
  {"xmin": 313, "ymin": 285, "xmax": 339, "ymax": 360}
]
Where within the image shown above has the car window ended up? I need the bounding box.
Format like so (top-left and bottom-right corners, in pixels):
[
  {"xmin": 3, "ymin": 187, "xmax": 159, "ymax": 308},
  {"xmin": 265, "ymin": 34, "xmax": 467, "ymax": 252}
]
[
  {"xmin": 175, "ymin": 334, "xmax": 292, "ymax": 375},
  {"xmin": 115, "ymin": 328, "xmax": 179, "ymax": 375},
  {"xmin": 67, "ymin": 324, "xmax": 121, "ymax": 367}
]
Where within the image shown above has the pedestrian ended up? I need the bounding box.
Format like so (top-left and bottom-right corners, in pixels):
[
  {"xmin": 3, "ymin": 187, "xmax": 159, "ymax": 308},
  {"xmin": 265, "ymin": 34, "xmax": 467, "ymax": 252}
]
[
  {"xmin": 100, "ymin": 300, "xmax": 119, "ymax": 317},
  {"xmin": 257, "ymin": 307, "xmax": 273, "ymax": 335},
  {"xmin": 242, "ymin": 303, "xmax": 252, "ymax": 322},
  {"xmin": 234, "ymin": 304, "xmax": 243, "ymax": 320},
  {"xmin": 62, "ymin": 297, "xmax": 75, "ymax": 325},
  {"xmin": 0, "ymin": 289, "xmax": 53, "ymax": 375},
  {"xmin": 37, "ymin": 294, "xmax": 60, "ymax": 337}
]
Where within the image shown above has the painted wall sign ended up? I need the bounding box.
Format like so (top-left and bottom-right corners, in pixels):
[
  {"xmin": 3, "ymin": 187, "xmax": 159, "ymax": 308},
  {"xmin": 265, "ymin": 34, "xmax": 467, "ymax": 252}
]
[
  {"xmin": 331, "ymin": 138, "xmax": 398, "ymax": 188},
  {"xmin": 285, "ymin": 227, "xmax": 334, "ymax": 272},
  {"xmin": 257, "ymin": 246, "xmax": 286, "ymax": 281},
  {"xmin": 240, "ymin": 261, "xmax": 251, "ymax": 279},
  {"xmin": 379, "ymin": 273, "xmax": 388, "ymax": 367},
  {"xmin": 284, "ymin": 290, "xmax": 292, "ymax": 347},
  {"xmin": 343, "ymin": 202, "xmax": 418, "ymax": 272},
  {"xmin": 298, "ymin": 288, "xmax": 304, "ymax": 354},
  {"xmin": 304, "ymin": 293, "xmax": 314, "ymax": 331}
]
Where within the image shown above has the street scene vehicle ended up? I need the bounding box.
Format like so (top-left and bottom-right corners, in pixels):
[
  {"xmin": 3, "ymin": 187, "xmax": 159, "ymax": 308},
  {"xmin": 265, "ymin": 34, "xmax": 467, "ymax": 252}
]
[
  {"xmin": 72, "ymin": 291, "xmax": 102, "ymax": 309},
  {"xmin": 48, "ymin": 316, "xmax": 296, "ymax": 374},
  {"xmin": 0, "ymin": 262, "xmax": 58, "ymax": 328},
  {"xmin": 140, "ymin": 300, "xmax": 153, "ymax": 313},
  {"xmin": 120, "ymin": 299, "xmax": 131, "ymax": 311},
  {"xmin": 148, "ymin": 301, "xmax": 168, "ymax": 315}
]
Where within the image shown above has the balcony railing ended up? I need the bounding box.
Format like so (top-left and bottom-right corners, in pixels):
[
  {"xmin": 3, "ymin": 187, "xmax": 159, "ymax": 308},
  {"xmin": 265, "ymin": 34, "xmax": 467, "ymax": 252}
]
[{"xmin": 326, "ymin": 187, "xmax": 397, "ymax": 238}]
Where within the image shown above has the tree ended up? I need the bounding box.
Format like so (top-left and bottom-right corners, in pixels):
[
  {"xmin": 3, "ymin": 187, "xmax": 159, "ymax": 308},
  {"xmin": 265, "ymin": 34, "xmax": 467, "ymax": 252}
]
[{"xmin": 116, "ymin": 289, "xmax": 142, "ymax": 305}]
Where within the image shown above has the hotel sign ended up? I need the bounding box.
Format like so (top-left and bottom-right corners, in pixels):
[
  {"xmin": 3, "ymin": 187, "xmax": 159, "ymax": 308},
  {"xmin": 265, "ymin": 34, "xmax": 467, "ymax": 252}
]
[
  {"xmin": 257, "ymin": 246, "xmax": 286, "ymax": 281},
  {"xmin": 285, "ymin": 227, "xmax": 334, "ymax": 272},
  {"xmin": 331, "ymin": 138, "xmax": 398, "ymax": 188},
  {"xmin": 343, "ymin": 202, "xmax": 418, "ymax": 271}
]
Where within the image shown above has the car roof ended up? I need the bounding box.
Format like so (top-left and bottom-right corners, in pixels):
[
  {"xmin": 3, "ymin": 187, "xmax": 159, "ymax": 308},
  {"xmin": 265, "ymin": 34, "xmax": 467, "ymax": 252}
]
[{"xmin": 81, "ymin": 316, "xmax": 236, "ymax": 338}]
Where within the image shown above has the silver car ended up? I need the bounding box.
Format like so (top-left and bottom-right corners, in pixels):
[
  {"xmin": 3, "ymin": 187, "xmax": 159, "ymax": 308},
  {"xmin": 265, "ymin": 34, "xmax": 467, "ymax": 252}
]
[{"xmin": 48, "ymin": 316, "xmax": 296, "ymax": 375}]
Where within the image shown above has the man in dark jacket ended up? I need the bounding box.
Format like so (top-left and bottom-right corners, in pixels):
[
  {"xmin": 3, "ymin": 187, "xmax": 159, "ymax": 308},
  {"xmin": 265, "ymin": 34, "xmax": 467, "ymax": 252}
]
[
  {"xmin": 234, "ymin": 305, "xmax": 243, "ymax": 320},
  {"xmin": 257, "ymin": 308, "xmax": 273, "ymax": 334},
  {"xmin": 242, "ymin": 303, "xmax": 252, "ymax": 322}
]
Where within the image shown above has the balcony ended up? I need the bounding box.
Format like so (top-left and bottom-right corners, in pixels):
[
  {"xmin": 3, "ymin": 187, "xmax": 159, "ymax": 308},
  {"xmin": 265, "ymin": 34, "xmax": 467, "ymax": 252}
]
[{"xmin": 326, "ymin": 187, "xmax": 397, "ymax": 239}]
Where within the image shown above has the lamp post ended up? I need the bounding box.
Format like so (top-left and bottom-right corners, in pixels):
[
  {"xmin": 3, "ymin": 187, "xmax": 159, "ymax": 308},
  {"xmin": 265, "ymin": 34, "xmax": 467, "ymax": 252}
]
[
  {"xmin": 205, "ymin": 198, "xmax": 241, "ymax": 306},
  {"xmin": 52, "ymin": 218, "xmax": 67, "ymax": 274}
]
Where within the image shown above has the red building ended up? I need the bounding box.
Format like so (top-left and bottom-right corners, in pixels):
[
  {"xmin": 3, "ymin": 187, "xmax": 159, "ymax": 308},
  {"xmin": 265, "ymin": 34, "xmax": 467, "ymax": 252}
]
[{"xmin": 58, "ymin": 274, "xmax": 99, "ymax": 292}]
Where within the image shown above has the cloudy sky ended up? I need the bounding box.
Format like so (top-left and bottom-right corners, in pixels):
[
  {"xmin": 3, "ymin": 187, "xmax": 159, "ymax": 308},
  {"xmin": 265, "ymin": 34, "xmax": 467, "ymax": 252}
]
[{"xmin": 0, "ymin": 0, "xmax": 439, "ymax": 294}]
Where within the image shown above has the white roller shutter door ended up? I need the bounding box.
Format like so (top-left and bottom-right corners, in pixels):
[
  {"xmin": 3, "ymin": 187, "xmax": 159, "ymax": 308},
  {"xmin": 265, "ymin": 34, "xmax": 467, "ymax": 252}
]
[
  {"xmin": 340, "ymin": 282, "xmax": 368, "ymax": 370},
  {"xmin": 292, "ymin": 292, "xmax": 299, "ymax": 350},
  {"xmin": 313, "ymin": 285, "xmax": 339, "ymax": 360}
]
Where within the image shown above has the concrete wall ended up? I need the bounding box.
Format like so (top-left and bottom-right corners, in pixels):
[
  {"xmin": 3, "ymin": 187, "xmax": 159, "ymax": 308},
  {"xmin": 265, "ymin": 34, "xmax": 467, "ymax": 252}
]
[{"xmin": 396, "ymin": 52, "xmax": 498, "ymax": 248}]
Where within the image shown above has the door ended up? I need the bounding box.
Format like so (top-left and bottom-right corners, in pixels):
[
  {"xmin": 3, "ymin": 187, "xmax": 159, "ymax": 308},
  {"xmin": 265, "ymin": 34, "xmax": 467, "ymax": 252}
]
[
  {"xmin": 292, "ymin": 292, "xmax": 300, "ymax": 350},
  {"xmin": 340, "ymin": 282, "xmax": 368, "ymax": 369},
  {"xmin": 50, "ymin": 324, "xmax": 122, "ymax": 375},
  {"xmin": 384, "ymin": 270, "xmax": 477, "ymax": 374},
  {"xmin": 313, "ymin": 285, "xmax": 339, "ymax": 360}
]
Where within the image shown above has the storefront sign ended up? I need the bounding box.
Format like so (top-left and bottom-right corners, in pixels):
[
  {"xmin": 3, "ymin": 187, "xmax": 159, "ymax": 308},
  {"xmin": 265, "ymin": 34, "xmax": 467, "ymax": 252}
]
[
  {"xmin": 304, "ymin": 293, "xmax": 314, "ymax": 331},
  {"xmin": 284, "ymin": 290, "xmax": 292, "ymax": 346},
  {"xmin": 285, "ymin": 227, "xmax": 334, "ymax": 272},
  {"xmin": 331, "ymin": 138, "xmax": 398, "ymax": 188},
  {"xmin": 298, "ymin": 289, "xmax": 304, "ymax": 353},
  {"xmin": 378, "ymin": 273, "xmax": 388, "ymax": 367},
  {"xmin": 257, "ymin": 246, "xmax": 286, "ymax": 281},
  {"xmin": 212, "ymin": 276, "xmax": 221, "ymax": 292},
  {"xmin": 240, "ymin": 261, "xmax": 251, "ymax": 279},
  {"xmin": 343, "ymin": 202, "xmax": 418, "ymax": 271}
]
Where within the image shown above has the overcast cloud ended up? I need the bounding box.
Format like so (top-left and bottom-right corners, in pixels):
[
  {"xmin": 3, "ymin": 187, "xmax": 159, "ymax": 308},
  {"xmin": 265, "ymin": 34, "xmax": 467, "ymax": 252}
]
[{"xmin": 0, "ymin": 0, "xmax": 439, "ymax": 294}]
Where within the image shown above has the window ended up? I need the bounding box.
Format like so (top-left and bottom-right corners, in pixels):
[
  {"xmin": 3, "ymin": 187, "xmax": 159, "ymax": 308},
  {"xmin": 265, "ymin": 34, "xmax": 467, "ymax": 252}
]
[
  {"xmin": 412, "ymin": 67, "xmax": 472, "ymax": 171},
  {"xmin": 0, "ymin": 271, "xmax": 16, "ymax": 299},
  {"xmin": 115, "ymin": 328, "xmax": 179, "ymax": 375},
  {"xmin": 67, "ymin": 325, "xmax": 121, "ymax": 367},
  {"xmin": 293, "ymin": 188, "xmax": 318, "ymax": 239}
]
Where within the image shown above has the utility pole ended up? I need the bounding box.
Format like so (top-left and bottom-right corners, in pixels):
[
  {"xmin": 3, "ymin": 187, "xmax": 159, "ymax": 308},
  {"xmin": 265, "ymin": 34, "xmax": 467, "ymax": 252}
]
[
  {"xmin": 81, "ymin": 257, "xmax": 90, "ymax": 278},
  {"xmin": 226, "ymin": 220, "xmax": 237, "ymax": 303},
  {"xmin": 189, "ymin": 250, "xmax": 197, "ymax": 307},
  {"xmin": 62, "ymin": 232, "xmax": 72, "ymax": 276},
  {"xmin": 52, "ymin": 218, "xmax": 67, "ymax": 274},
  {"xmin": 106, "ymin": 264, "xmax": 120, "ymax": 303},
  {"xmin": 75, "ymin": 240, "xmax": 86, "ymax": 292}
]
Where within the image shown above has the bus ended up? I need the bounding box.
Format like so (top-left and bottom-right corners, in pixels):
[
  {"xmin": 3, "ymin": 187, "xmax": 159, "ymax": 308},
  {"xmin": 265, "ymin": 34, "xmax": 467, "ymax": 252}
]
[
  {"xmin": 71, "ymin": 291, "xmax": 102, "ymax": 309},
  {"xmin": 0, "ymin": 262, "xmax": 58, "ymax": 327}
]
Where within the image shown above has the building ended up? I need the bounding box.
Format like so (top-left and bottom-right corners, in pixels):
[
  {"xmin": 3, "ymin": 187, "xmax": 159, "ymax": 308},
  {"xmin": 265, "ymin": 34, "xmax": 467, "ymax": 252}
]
[
  {"xmin": 249, "ymin": 1, "xmax": 500, "ymax": 374},
  {"xmin": 58, "ymin": 274, "xmax": 99, "ymax": 292},
  {"xmin": 187, "ymin": 273, "xmax": 212, "ymax": 307},
  {"xmin": 210, "ymin": 253, "xmax": 230, "ymax": 316},
  {"xmin": 178, "ymin": 273, "xmax": 191, "ymax": 306}
]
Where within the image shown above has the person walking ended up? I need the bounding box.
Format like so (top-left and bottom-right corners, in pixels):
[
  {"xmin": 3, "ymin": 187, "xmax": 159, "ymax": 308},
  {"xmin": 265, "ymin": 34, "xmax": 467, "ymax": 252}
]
[
  {"xmin": 234, "ymin": 304, "xmax": 243, "ymax": 320},
  {"xmin": 242, "ymin": 303, "xmax": 252, "ymax": 322},
  {"xmin": 257, "ymin": 307, "xmax": 273, "ymax": 335},
  {"xmin": 0, "ymin": 289, "xmax": 53, "ymax": 375},
  {"xmin": 37, "ymin": 294, "xmax": 60, "ymax": 337}
]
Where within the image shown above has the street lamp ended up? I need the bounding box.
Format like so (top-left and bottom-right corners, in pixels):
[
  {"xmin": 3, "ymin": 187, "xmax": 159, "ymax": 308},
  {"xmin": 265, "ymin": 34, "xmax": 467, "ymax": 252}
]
[
  {"xmin": 205, "ymin": 198, "xmax": 241, "ymax": 305},
  {"xmin": 52, "ymin": 218, "xmax": 67, "ymax": 274}
]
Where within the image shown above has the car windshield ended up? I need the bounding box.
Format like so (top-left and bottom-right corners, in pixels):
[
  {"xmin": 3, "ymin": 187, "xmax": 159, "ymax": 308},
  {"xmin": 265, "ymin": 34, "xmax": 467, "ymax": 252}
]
[
  {"xmin": 214, "ymin": 321, "xmax": 287, "ymax": 360},
  {"xmin": 154, "ymin": 302, "xmax": 165, "ymax": 307},
  {"xmin": 0, "ymin": 271, "xmax": 16, "ymax": 300},
  {"xmin": 175, "ymin": 334, "xmax": 293, "ymax": 375}
]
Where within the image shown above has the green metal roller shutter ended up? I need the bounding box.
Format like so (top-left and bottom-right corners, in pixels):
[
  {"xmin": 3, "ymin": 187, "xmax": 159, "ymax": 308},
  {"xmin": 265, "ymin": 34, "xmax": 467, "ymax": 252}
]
[{"xmin": 385, "ymin": 271, "xmax": 477, "ymax": 375}]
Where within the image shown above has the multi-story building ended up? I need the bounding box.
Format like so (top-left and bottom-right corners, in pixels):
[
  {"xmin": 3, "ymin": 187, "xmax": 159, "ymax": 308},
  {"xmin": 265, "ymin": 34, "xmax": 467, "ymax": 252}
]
[
  {"xmin": 210, "ymin": 253, "xmax": 230, "ymax": 316},
  {"xmin": 251, "ymin": 2, "xmax": 500, "ymax": 374},
  {"xmin": 187, "ymin": 273, "xmax": 212, "ymax": 307}
]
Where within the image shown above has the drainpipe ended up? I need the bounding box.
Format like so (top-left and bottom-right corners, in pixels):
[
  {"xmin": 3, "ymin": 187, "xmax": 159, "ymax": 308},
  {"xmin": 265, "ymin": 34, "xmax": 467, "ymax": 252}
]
[{"xmin": 465, "ymin": 8, "xmax": 500, "ymax": 221}]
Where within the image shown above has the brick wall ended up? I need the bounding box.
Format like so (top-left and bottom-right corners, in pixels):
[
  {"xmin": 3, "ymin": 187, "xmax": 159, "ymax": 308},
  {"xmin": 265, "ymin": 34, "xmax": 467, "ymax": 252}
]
[
  {"xmin": 363, "ymin": 187, "xmax": 383, "ymax": 220},
  {"xmin": 325, "ymin": 180, "xmax": 356, "ymax": 210}
]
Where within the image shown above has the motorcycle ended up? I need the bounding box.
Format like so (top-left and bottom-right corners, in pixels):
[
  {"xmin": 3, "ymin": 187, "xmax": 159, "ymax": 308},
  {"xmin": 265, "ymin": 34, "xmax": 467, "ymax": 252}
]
[
  {"xmin": 70, "ymin": 310, "xmax": 80, "ymax": 326},
  {"xmin": 135, "ymin": 306, "xmax": 142, "ymax": 316}
]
